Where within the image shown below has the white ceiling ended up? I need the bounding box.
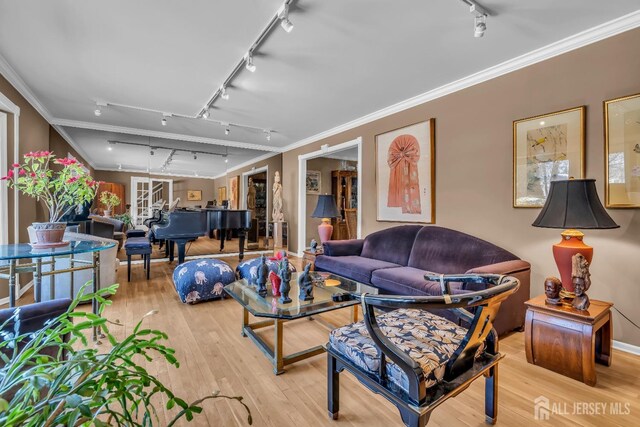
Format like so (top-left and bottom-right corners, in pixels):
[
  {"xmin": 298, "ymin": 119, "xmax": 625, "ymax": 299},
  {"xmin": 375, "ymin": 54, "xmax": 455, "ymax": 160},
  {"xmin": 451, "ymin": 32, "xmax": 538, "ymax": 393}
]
[{"xmin": 1, "ymin": 0, "xmax": 639, "ymax": 176}]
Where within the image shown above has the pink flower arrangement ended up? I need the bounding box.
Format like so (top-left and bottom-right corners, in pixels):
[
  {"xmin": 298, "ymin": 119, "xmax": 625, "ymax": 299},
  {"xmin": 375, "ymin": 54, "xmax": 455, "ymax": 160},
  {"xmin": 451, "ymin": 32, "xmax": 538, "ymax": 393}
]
[{"xmin": 2, "ymin": 151, "xmax": 100, "ymax": 223}]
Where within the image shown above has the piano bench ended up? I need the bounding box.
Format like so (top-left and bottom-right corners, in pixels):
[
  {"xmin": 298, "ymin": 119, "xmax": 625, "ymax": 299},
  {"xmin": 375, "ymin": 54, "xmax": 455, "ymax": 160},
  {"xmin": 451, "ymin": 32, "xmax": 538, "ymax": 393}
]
[
  {"xmin": 126, "ymin": 229, "xmax": 147, "ymax": 238},
  {"xmin": 125, "ymin": 237, "xmax": 153, "ymax": 282}
]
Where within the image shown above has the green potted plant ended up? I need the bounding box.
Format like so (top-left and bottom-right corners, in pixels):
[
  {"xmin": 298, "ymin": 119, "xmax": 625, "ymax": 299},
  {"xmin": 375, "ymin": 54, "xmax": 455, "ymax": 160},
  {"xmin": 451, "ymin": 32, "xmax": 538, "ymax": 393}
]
[
  {"xmin": 0, "ymin": 284, "xmax": 252, "ymax": 426},
  {"xmin": 1, "ymin": 151, "xmax": 99, "ymax": 247},
  {"xmin": 114, "ymin": 212, "xmax": 133, "ymax": 230},
  {"xmin": 99, "ymin": 191, "xmax": 121, "ymax": 217}
]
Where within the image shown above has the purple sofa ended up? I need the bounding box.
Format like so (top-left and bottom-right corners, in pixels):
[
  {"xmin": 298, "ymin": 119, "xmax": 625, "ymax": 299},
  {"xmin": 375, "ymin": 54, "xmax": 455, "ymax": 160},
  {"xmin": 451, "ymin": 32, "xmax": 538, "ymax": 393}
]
[{"xmin": 315, "ymin": 225, "xmax": 530, "ymax": 335}]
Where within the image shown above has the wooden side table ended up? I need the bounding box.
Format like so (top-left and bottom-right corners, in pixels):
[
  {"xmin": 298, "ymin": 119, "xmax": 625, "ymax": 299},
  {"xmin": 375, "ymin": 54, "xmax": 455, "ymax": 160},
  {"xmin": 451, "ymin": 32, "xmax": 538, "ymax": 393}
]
[
  {"xmin": 302, "ymin": 249, "xmax": 322, "ymax": 271},
  {"xmin": 524, "ymin": 294, "xmax": 613, "ymax": 386}
]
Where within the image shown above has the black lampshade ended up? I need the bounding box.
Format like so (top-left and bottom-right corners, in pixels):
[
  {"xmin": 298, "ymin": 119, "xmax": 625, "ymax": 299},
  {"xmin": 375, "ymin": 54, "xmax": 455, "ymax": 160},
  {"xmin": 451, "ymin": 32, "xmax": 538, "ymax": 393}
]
[
  {"xmin": 312, "ymin": 195, "xmax": 340, "ymax": 219},
  {"xmin": 532, "ymin": 179, "xmax": 619, "ymax": 229}
]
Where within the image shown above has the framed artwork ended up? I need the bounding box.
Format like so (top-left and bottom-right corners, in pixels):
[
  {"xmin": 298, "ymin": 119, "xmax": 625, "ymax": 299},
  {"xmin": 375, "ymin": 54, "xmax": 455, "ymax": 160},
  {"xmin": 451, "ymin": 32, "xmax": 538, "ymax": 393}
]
[
  {"xmin": 604, "ymin": 92, "xmax": 640, "ymax": 208},
  {"xmin": 229, "ymin": 175, "xmax": 239, "ymax": 209},
  {"xmin": 513, "ymin": 106, "xmax": 585, "ymax": 208},
  {"xmin": 375, "ymin": 118, "xmax": 435, "ymax": 223},
  {"xmin": 306, "ymin": 170, "xmax": 321, "ymax": 194},
  {"xmin": 187, "ymin": 190, "xmax": 202, "ymax": 201},
  {"xmin": 218, "ymin": 186, "xmax": 227, "ymax": 202}
]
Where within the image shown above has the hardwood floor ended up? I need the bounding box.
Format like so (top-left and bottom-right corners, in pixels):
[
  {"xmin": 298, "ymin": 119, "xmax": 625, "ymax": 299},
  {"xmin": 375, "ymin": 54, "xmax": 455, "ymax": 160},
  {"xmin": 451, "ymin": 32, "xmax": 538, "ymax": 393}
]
[{"xmin": 5, "ymin": 255, "xmax": 640, "ymax": 426}]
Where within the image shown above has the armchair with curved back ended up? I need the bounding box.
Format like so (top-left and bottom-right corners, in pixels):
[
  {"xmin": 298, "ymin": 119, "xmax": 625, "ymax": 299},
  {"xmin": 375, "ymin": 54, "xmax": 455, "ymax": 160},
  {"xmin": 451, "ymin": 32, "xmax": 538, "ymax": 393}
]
[{"xmin": 326, "ymin": 273, "xmax": 520, "ymax": 427}]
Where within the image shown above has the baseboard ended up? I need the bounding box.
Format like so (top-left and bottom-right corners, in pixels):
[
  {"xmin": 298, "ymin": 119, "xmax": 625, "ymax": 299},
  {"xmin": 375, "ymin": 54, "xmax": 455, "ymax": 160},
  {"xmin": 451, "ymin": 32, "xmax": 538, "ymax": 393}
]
[
  {"xmin": 0, "ymin": 280, "xmax": 34, "ymax": 306},
  {"xmin": 613, "ymin": 340, "xmax": 640, "ymax": 356}
]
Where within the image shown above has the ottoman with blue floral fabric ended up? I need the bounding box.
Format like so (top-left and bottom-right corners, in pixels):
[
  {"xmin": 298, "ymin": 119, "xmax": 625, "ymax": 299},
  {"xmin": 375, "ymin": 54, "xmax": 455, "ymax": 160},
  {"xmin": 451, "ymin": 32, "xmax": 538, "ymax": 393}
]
[
  {"xmin": 173, "ymin": 259, "xmax": 236, "ymax": 304},
  {"xmin": 235, "ymin": 255, "xmax": 296, "ymax": 284}
]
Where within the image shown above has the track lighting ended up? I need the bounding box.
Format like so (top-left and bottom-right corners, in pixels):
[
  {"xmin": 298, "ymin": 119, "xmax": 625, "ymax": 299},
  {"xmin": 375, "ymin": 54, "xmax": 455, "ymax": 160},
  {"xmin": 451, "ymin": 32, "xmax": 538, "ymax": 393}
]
[
  {"xmin": 278, "ymin": 4, "xmax": 294, "ymax": 33},
  {"xmin": 265, "ymin": 130, "xmax": 272, "ymax": 141},
  {"xmin": 202, "ymin": 109, "xmax": 210, "ymax": 119},
  {"xmin": 193, "ymin": 153, "xmax": 198, "ymax": 160},
  {"xmin": 161, "ymin": 118, "xmax": 167, "ymax": 126},
  {"xmin": 108, "ymin": 141, "xmax": 115, "ymax": 151},
  {"xmin": 150, "ymin": 149, "xmax": 155, "ymax": 156},
  {"xmin": 161, "ymin": 113, "xmax": 171, "ymax": 126},
  {"xmin": 225, "ymin": 127, "xmax": 230, "ymax": 135},
  {"xmin": 118, "ymin": 164, "xmax": 122, "ymax": 170},
  {"xmin": 225, "ymin": 158, "xmax": 228, "ymax": 164},
  {"xmin": 245, "ymin": 53, "xmax": 256, "ymax": 72},
  {"xmin": 220, "ymin": 86, "xmax": 229, "ymax": 100},
  {"xmin": 108, "ymin": 146, "xmax": 112, "ymax": 151},
  {"xmin": 94, "ymin": 100, "xmax": 106, "ymax": 117},
  {"xmin": 94, "ymin": 108, "xmax": 102, "ymax": 117},
  {"xmin": 474, "ymin": 14, "xmax": 487, "ymax": 38}
]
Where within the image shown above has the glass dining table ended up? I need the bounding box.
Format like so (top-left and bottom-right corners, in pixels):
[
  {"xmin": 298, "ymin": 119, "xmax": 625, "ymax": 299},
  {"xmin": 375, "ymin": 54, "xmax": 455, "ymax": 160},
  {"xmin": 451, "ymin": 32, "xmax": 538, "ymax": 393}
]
[{"xmin": 0, "ymin": 240, "xmax": 116, "ymax": 341}]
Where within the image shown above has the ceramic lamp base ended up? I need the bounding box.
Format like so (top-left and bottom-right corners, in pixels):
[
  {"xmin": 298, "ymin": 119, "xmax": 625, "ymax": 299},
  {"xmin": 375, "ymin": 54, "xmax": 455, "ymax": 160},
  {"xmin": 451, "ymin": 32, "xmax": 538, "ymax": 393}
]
[
  {"xmin": 318, "ymin": 219, "xmax": 333, "ymax": 243},
  {"xmin": 552, "ymin": 229, "xmax": 593, "ymax": 293}
]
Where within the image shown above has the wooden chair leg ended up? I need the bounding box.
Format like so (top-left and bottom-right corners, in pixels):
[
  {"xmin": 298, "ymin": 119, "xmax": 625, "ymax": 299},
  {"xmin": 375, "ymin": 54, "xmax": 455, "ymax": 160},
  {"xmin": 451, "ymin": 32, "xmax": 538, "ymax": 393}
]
[
  {"xmin": 327, "ymin": 353, "xmax": 340, "ymax": 420},
  {"xmin": 485, "ymin": 365, "xmax": 498, "ymax": 425},
  {"xmin": 127, "ymin": 254, "xmax": 131, "ymax": 282}
]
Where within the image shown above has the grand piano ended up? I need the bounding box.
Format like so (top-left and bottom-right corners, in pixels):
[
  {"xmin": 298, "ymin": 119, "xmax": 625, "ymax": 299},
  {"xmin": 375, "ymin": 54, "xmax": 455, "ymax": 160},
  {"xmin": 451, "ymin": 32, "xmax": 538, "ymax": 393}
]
[
  {"xmin": 150, "ymin": 207, "xmax": 252, "ymax": 263},
  {"xmin": 150, "ymin": 209, "xmax": 207, "ymax": 264},
  {"xmin": 202, "ymin": 208, "xmax": 252, "ymax": 260}
]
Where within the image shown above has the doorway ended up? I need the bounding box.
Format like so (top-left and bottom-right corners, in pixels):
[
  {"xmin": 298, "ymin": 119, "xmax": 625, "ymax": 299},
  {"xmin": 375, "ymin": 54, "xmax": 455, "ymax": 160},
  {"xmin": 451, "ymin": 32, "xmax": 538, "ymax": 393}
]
[
  {"xmin": 241, "ymin": 166, "xmax": 269, "ymax": 250},
  {"xmin": 297, "ymin": 137, "xmax": 362, "ymax": 255},
  {"xmin": 130, "ymin": 176, "xmax": 173, "ymax": 227}
]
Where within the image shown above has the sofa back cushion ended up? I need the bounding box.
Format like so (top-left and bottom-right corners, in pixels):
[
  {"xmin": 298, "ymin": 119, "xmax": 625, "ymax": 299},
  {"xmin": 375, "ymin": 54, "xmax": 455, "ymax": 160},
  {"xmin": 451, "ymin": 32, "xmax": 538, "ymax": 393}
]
[
  {"xmin": 361, "ymin": 225, "xmax": 422, "ymax": 266},
  {"xmin": 407, "ymin": 226, "xmax": 518, "ymax": 273}
]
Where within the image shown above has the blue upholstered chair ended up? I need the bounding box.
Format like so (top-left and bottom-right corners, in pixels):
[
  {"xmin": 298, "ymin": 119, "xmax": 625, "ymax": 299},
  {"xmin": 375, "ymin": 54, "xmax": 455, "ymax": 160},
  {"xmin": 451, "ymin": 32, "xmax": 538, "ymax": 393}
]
[{"xmin": 326, "ymin": 274, "xmax": 520, "ymax": 427}]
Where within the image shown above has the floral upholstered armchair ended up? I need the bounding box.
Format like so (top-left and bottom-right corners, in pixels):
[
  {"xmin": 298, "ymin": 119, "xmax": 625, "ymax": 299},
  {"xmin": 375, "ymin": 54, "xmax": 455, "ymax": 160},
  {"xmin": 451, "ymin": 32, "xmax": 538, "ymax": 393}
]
[{"xmin": 326, "ymin": 274, "xmax": 520, "ymax": 427}]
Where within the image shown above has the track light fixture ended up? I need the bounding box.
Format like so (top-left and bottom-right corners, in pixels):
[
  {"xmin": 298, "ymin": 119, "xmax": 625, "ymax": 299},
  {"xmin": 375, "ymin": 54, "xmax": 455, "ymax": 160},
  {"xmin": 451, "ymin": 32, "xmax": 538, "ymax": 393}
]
[
  {"xmin": 265, "ymin": 130, "xmax": 272, "ymax": 141},
  {"xmin": 220, "ymin": 86, "xmax": 229, "ymax": 100},
  {"xmin": 464, "ymin": 1, "xmax": 489, "ymax": 38},
  {"xmin": 118, "ymin": 164, "xmax": 122, "ymax": 170},
  {"xmin": 202, "ymin": 109, "xmax": 210, "ymax": 119},
  {"xmin": 193, "ymin": 153, "xmax": 198, "ymax": 160},
  {"xmin": 150, "ymin": 149, "xmax": 154, "ymax": 155},
  {"xmin": 225, "ymin": 127, "xmax": 230, "ymax": 135},
  {"xmin": 225, "ymin": 158, "xmax": 228, "ymax": 164},
  {"xmin": 278, "ymin": 4, "xmax": 294, "ymax": 33},
  {"xmin": 94, "ymin": 108, "xmax": 102, "ymax": 117},
  {"xmin": 245, "ymin": 53, "xmax": 256, "ymax": 72}
]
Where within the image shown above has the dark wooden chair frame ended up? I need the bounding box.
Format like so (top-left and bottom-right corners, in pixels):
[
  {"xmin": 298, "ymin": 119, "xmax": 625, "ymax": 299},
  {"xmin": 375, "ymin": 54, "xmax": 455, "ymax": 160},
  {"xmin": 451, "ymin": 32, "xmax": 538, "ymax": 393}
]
[{"xmin": 327, "ymin": 274, "xmax": 520, "ymax": 427}]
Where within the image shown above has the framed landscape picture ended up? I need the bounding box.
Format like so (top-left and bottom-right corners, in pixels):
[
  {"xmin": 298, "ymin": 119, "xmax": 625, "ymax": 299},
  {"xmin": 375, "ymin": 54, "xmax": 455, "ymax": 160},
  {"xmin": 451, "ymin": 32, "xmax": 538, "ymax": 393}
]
[
  {"xmin": 513, "ymin": 106, "xmax": 585, "ymax": 208},
  {"xmin": 306, "ymin": 170, "xmax": 321, "ymax": 194},
  {"xmin": 375, "ymin": 118, "xmax": 435, "ymax": 223},
  {"xmin": 605, "ymin": 92, "xmax": 640, "ymax": 208},
  {"xmin": 187, "ymin": 190, "xmax": 202, "ymax": 201}
]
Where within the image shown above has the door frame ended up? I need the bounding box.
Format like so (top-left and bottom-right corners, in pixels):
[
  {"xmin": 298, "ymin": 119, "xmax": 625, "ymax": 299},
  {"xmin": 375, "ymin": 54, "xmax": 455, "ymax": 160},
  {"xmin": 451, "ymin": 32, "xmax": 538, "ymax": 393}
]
[
  {"xmin": 0, "ymin": 90, "xmax": 20, "ymax": 245},
  {"xmin": 297, "ymin": 137, "xmax": 362, "ymax": 256},
  {"xmin": 130, "ymin": 176, "xmax": 174, "ymax": 226}
]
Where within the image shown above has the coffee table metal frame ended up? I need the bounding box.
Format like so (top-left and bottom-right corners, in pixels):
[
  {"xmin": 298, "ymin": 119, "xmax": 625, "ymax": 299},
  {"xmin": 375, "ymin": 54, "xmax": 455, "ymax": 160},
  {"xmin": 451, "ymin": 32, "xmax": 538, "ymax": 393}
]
[{"xmin": 225, "ymin": 272, "xmax": 377, "ymax": 375}]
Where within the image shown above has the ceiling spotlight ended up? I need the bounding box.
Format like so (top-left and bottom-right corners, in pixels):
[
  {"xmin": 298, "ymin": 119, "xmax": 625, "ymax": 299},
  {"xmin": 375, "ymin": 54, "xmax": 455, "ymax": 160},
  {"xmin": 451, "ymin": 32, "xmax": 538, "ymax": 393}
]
[
  {"xmin": 265, "ymin": 130, "xmax": 271, "ymax": 141},
  {"xmin": 474, "ymin": 14, "xmax": 487, "ymax": 38},
  {"xmin": 118, "ymin": 163, "xmax": 122, "ymax": 170},
  {"xmin": 108, "ymin": 146, "xmax": 112, "ymax": 151},
  {"xmin": 161, "ymin": 113, "xmax": 171, "ymax": 126},
  {"xmin": 194, "ymin": 171, "xmax": 199, "ymax": 177},
  {"xmin": 225, "ymin": 158, "xmax": 228, "ymax": 164},
  {"xmin": 220, "ymin": 86, "xmax": 229, "ymax": 100},
  {"xmin": 225, "ymin": 127, "xmax": 230, "ymax": 135},
  {"xmin": 245, "ymin": 53, "xmax": 256, "ymax": 72},
  {"xmin": 278, "ymin": 5, "xmax": 294, "ymax": 33},
  {"xmin": 150, "ymin": 149, "xmax": 155, "ymax": 156},
  {"xmin": 193, "ymin": 153, "xmax": 198, "ymax": 160},
  {"xmin": 202, "ymin": 109, "xmax": 210, "ymax": 119},
  {"xmin": 94, "ymin": 108, "xmax": 102, "ymax": 117},
  {"xmin": 161, "ymin": 118, "xmax": 167, "ymax": 126},
  {"xmin": 107, "ymin": 141, "xmax": 115, "ymax": 151}
]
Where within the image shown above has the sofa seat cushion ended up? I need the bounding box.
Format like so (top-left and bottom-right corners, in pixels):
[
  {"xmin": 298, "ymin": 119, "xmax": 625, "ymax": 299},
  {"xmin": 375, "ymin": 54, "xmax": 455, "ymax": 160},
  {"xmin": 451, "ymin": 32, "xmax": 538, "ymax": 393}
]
[
  {"xmin": 329, "ymin": 308, "xmax": 468, "ymax": 393},
  {"xmin": 315, "ymin": 255, "xmax": 400, "ymax": 284}
]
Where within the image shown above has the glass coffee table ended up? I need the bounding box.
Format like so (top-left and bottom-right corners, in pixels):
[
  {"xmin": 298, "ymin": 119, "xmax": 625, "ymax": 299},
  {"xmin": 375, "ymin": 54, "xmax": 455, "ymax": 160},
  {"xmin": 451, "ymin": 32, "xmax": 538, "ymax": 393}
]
[{"xmin": 224, "ymin": 271, "xmax": 378, "ymax": 375}]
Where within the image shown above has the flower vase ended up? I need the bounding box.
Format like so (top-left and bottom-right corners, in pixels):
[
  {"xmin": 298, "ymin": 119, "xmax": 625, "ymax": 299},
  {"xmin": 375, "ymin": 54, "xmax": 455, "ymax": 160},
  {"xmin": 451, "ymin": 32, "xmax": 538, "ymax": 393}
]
[
  {"xmin": 103, "ymin": 209, "xmax": 112, "ymax": 218},
  {"xmin": 32, "ymin": 222, "xmax": 68, "ymax": 248}
]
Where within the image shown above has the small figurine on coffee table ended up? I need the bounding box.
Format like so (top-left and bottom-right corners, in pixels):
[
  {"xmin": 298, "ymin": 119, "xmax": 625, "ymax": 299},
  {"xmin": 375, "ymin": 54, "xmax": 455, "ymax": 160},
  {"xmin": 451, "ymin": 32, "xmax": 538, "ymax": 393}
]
[
  {"xmin": 544, "ymin": 277, "xmax": 563, "ymax": 305},
  {"xmin": 278, "ymin": 257, "xmax": 292, "ymax": 304},
  {"xmin": 310, "ymin": 239, "xmax": 318, "ymax": 254},
  {"xmin": 298, "ymin": 263, "xmax": 314, "ymax": 301},
  {"xmin": 256, "ymin": 254, "xmax": 269, "ymax": 297},
  {"xmin": 571, "ymin": 253, "xmax": 591, "ymax": 310}
]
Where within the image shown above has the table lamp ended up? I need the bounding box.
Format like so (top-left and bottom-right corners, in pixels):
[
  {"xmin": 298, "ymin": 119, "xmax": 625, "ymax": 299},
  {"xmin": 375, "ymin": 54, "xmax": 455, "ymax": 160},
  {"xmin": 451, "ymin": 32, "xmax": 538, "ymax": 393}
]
[
  {"xmin": 312, "ymin": 194, "xmax": 340, "ymax": 244},
  {"xmin": 532, "ymin": 179, "xmax": 618, "ymax": 294}
]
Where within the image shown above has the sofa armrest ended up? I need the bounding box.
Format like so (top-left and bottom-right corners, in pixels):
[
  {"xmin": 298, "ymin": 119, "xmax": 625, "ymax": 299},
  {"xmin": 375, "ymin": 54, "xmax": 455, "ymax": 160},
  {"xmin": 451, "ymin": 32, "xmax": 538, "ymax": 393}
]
[
  {"xmin": 322, "ymin": 239, "xmax": 364, "ymax": 257},
  {"xmin": 466, "ymin": 259, "xmax": 531, "ymax": 276},
  {"xmin": 0, "ymin": 298, "xmax": 72, "ymax": 335}
]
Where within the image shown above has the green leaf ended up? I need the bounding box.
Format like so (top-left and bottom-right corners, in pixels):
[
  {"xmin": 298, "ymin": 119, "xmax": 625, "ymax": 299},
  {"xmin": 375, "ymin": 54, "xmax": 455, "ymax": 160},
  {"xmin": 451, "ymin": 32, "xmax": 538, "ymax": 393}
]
[
  {"xmin": 65, "ymin": 394, "xmax": 82, "ymax": 408},
  {"xmin": 167, "ymin": 398, "xmax": 175, "ymax": 410},
  {"xmin": 0, "ymin": 398, "xmax": 8, "ymax": 412},
  {"xmin": 78, "ymin": 404, "xmax": 92, "ymax": 418}
]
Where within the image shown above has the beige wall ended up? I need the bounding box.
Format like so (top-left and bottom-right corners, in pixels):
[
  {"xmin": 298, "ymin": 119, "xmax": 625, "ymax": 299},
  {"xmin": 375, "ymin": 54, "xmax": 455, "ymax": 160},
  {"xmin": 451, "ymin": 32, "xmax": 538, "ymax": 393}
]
[
  {"xmin": 93, "ymin": 170, "xmax": 216, "ymax": 209},
  {"xmin": 283, "ymin": 28, "xmax": 640, "ymax": 346}
]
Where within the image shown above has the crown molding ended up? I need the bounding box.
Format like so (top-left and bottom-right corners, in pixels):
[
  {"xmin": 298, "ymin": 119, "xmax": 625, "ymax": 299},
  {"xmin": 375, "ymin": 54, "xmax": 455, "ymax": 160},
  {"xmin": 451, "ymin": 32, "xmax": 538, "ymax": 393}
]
[
  {"xmin": 51, "ymin": 124, "xmax": 96, "ymax": 168},
  {"xmin": 281, "ymin": 9, "xmax": 640, "ymax": 153},
  {"xmin": 0, "ymin": 53, "xmax": 51, "ymax": 121},
  {"xmin": 222, "ymin": 151, "xmax": 281, "ymax": 176},
  {"xmin": 94, "ymin": 166, "xmax": 218, "ymax": 180},
  {"xmin": 51, "ymin": 118, "xmax": 283, "ymax": 153}
]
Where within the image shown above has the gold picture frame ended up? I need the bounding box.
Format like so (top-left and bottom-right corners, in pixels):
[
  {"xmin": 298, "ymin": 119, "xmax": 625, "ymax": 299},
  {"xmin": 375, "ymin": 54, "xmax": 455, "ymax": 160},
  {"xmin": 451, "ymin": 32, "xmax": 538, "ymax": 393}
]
[
  {"xmin": 187, "ymin": 190, "xmax": 202, "ymax": 201},
  {"xmin": 375, "ymin": 118, "xmax": 435, "ymax": 223},
  {"xmin": 513, "ymin": 106, "xmax": 585, "ymax": 208},
  {"xmin": 218, "ymin": 186, "xmax": 227, "ymax": 202},
  {"xmin": 604, "ymin": 92, "xmax": 640, "ymax": 208}
]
